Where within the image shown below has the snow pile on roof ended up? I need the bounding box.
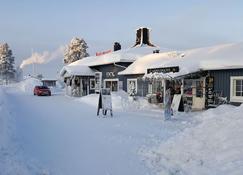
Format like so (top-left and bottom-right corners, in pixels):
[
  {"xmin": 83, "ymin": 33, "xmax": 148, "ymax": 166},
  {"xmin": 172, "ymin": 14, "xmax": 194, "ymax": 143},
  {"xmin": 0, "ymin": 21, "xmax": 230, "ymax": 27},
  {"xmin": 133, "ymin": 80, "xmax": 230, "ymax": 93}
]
[
  {"xmin": 119, "ymin": 51, "xmax": 181, "ymax": 75},
  {"xmin": 152, "ymin": 42, "xmax": 243, "ymax": 78},
  {"xmin": 60, "ymin": 64, "xmax": 95, "ymax": 77},
  {"xmin": 141, "ymin": 104, "xmax": 243, "ymax": 175},
  {"xmin": 69, "ymin": 46, "xmax": 160, "ymax": 67}
]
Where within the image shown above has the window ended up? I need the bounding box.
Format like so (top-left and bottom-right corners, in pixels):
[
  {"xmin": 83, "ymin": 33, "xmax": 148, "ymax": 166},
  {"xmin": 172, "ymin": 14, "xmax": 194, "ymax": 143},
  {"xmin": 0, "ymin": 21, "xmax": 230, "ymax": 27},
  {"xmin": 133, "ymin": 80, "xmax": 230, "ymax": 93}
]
[
  {"xmin": 230, "ymin": 76, "xmax": 243, "ymax": 102},
  {"xmin": 90, "ymin": 79, "xmax": 95, "ymax": 90},
  {"xmin": 104, "ymin": 79, "xmax": 118, "ymax": 91},
  {"xmin": 127, "ymin": 79, "xmax": 137, "ymax": 95}
]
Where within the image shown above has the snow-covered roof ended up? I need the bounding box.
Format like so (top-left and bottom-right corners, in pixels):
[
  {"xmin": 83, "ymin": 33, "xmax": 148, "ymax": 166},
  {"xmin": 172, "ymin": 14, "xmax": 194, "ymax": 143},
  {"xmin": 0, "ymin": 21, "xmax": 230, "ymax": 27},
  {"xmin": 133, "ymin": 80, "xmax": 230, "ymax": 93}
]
[
  {"xmin": 41, "ymin": 78, "xmax": 57, "ymax": 81},
  {"xmin": 147, "ymin": 42, "xmax": 243, "ymax": 78},
  {"xmin": 60, "ymin": 65, "xmax": 95, "ymax": 77},
  {"xmin": 139, "ymin": 43, "xmax": 243, "ymax": 77},
  {"xmin": 118, "ymin": 51, "xmax": 181, "ymax": 75},
  {"xmin": 68, "ymin": 46, "xmax": 160, "ymax": 67}
]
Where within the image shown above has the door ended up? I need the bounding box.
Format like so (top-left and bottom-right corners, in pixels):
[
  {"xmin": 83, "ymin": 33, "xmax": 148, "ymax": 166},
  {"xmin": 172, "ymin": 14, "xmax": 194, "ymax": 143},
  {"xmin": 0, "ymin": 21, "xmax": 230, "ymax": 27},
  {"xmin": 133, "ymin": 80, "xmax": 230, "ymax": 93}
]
[
  {"xmin": 192, "ymin": 78, "xmax": 205, "ymax": 110},
  {"xmin": 127, "ymin": 79, "xmax": 137, "ymax": 95}
]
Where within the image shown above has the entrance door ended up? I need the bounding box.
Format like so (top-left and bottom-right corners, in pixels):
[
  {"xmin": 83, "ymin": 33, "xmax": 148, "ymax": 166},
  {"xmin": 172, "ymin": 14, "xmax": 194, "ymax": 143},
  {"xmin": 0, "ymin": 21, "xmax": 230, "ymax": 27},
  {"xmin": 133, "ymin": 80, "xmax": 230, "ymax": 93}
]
[
  {"xmin": 81, "ymin": 79, "xmax": 89, "ymax": 96},
  {"xmin": 192, "ymin": 78, "xmax": 205, "ymax": 110},
  {"xmin": 104, "ymin": 79, "xmax": 118, "ymax": 91}
]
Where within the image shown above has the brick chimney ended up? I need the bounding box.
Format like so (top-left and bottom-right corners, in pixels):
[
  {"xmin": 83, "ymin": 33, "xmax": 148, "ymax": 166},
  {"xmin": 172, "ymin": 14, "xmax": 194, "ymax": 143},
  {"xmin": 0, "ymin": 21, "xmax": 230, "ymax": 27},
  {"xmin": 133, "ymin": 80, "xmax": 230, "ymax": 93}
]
[
  {"xmin": 114, "ymin": 42, "xmax": 121, "ymax": 51},
  {"xmin": 133, "ymin": 27, "xmax": 155, "ymax": 47}
]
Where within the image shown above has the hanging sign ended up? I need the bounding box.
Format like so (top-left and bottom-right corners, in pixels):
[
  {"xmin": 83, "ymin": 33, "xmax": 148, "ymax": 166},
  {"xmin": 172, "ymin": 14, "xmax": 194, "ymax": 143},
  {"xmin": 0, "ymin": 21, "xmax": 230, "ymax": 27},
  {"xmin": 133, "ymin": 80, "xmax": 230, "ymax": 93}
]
[
  {"xmin": 205, "ymin": 76, "xmax": 214, "ymax": 107},
  {"xmin": 147, "ymin": 66, "xmax": 179, "ymax": 74},
  {"xmin": 97, "ymin": 88, "xmax": 113, "ymax": 117}
]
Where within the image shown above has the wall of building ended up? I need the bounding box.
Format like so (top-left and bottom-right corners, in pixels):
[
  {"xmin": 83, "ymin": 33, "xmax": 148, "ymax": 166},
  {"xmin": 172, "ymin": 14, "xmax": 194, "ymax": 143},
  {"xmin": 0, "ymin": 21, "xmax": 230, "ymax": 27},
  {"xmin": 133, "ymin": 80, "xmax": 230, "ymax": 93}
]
[
  {"xmin": 120, "ymin": 74, "xmax": 150, "ymax": 97},
  {"xmin": 209, "ymin": 68, "xmax": 243, "ymax": 105},
  {"xmin": 91, "ymin": 62, "xmax": 131, "ymax": 90}
]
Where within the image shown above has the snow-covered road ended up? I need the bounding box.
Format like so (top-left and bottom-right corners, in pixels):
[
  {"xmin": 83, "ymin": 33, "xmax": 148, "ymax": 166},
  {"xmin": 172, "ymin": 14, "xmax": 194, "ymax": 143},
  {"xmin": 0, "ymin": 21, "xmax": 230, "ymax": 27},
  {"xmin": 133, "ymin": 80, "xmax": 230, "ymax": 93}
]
[
  {"xmin": 4, "ymin": 88, "xmax": 192, "ymax": 175},
  {"xmin": 2, "ymin": 79, "xmax": 243, "ymax": 175}
]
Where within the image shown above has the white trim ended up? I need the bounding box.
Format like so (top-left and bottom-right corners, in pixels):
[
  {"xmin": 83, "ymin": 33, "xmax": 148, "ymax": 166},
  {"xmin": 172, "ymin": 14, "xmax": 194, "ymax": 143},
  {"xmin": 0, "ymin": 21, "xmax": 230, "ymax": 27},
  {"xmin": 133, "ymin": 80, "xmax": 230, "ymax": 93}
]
[
  {"xmin": 230, "ymin": 76, "xmax": 243, "ymax": 103},
  {"xmin": 104, "ymin": 78, "xmax": 119, "ymax": 91},
  {"xmin": 127, "ymin": 78, "xmax": 138, "ymax": 94}
]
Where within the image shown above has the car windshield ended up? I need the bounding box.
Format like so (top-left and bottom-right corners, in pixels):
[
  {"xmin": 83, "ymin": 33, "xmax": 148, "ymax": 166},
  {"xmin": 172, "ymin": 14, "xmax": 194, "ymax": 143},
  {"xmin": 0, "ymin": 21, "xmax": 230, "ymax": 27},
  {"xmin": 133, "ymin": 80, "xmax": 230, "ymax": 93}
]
[{"xmin": 38, "ymin": 86, "xmax": 49, "ymax": 89}]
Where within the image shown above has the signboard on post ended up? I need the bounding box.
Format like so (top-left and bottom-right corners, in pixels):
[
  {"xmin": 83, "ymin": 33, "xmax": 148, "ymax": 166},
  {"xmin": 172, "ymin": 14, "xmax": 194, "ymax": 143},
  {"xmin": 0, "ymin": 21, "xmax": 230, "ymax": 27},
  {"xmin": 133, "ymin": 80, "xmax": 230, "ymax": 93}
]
[
  {"xmin": 205, "ymin": 76, "xmax": 214, "ymax": 108},
  {"xmin": 95, "ymin": 72, "xmax": 102, "ymax": 93},
  {"xmin": 97, "ymin": 88, "xmax": 113, "ymax": 117},
  {"xmin": 171, "ymin": 94, "xmax": 182, "ymax": 114}
]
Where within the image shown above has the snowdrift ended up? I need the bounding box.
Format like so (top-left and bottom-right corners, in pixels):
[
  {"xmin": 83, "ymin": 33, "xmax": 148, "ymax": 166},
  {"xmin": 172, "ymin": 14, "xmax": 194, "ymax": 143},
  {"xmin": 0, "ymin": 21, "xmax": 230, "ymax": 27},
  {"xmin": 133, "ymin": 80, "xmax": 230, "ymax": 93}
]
[
  {"xmin": 0, "ymin": 87, "xmax": 48, "ymax": 175},
  {"xmin": 76, "ymin": 90, "xmax": 158, "ymax": 111},
  {"xmin": 0, "ymin": 88, "xmax": 30, "ymax": 174},
  {"xmin": 141, "ymin": 104, "xmax": 243, "ymax": 175},
  {"xmin": 17, "ymin": 77, "xmax": 42, "ymax": 94}
]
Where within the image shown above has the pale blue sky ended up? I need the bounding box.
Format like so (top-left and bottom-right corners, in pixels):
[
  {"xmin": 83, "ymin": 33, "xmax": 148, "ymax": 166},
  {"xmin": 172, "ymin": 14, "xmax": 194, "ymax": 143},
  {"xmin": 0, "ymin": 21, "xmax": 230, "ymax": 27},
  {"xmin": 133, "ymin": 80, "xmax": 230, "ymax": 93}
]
[{"xmin": 1, "ymin": 0, "xmax": 243, "ymax": 65}]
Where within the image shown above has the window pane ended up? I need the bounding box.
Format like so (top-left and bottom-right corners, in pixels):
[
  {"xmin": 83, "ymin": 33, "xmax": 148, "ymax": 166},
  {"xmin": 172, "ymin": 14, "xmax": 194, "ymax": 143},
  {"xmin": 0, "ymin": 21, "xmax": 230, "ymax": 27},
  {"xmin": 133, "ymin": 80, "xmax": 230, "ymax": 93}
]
[
  {"xmin": 236, "ymin": 85, "xmax": 242, "ymax": 92},
  {"xmin": 236, "ymin": 80, "xmax": 241, "ymax": 86},
  {"xmin": 236, "ymin": 92, "xmax": 241, "ymax": 96}
]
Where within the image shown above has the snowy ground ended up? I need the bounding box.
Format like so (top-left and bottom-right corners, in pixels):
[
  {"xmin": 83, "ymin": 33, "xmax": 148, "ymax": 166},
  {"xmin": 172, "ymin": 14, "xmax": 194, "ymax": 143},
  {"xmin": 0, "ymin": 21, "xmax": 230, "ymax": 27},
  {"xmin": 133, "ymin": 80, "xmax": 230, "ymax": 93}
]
[{"xmin": 1, "ymin": 78, "xmax": 243, "ymax": 175}]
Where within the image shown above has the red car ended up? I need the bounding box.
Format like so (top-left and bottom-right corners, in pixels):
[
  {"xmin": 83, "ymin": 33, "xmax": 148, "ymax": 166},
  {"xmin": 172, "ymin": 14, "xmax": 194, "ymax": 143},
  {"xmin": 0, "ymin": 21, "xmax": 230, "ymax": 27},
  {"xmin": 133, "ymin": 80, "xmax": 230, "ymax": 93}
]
[{"xmin": 33, "ymin": 86, "xmax": 51, "ymax": 96}]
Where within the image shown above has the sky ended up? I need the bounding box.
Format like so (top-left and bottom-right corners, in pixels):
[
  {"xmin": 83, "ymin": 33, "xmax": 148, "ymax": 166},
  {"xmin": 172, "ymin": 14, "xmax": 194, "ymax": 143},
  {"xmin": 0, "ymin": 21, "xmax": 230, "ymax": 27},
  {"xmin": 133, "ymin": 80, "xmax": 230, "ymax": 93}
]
[{"xmin": 1, "ymin": 0, "xmax": 243, "ymax": 67}]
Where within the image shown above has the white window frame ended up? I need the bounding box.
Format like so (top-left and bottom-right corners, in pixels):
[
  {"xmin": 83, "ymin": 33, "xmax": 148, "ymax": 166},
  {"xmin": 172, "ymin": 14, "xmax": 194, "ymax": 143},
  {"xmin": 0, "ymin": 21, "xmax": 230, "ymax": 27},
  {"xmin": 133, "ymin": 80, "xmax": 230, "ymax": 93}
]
[
  {"xmin": 104, "ymin": 78, "xmax": 119, "ymax": 91},
  {"xmin": 127, "ymin": 78, "xmax": 138, "ymax": 94},
  {"xmin": 90, "ymin": 78, "xmax": 95, "ymax": 90},
  {"xmin": 230, "ymin": 76, "xmax": 243, "ymax": 103}
]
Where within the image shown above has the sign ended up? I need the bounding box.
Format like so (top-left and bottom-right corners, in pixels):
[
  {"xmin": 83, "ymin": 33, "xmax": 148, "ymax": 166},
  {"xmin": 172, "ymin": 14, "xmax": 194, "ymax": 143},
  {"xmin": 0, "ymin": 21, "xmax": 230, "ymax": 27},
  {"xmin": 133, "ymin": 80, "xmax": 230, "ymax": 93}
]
[
  {"xmin": 95, "ymin": 72, "xmax": 102, "ymax": 93},
  {"xmin": 106, "ymin": 72, "xmax": 115, "ymax": 78},
  {"xmin": 147, "ymin": 66, "xmax": 179, "ymax": 74},
  {"xmin": 97, "ymin": 88, "xmax": 113, "ymax": 117},
  {"xmin": 171, "ymin": 94, "xmax": 182, "ymax": 114},
  {"xmin": 96, "ymin": 50, "xmax": 112, "ymax": 56},
  {"xmin": 205, "ymin": 76, "xmax": 214, "ymax": 108}
]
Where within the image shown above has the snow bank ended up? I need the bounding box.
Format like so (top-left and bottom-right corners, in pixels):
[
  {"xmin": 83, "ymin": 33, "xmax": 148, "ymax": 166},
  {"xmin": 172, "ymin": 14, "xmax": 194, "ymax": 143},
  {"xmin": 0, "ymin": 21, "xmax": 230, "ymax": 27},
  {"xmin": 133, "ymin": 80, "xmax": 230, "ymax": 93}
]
[
  {"xmin": 7, "ymin": 77, "xmax": 42, "ymax": 94},
  {"xmin": 0, "ymin": 88, "xmax": 10, "ymax": 148},
  {"xmin": 18, "ymin": 77, "xmax": 42, "ymax": 94},
  {"xmin": 141, "ymin": 104, "xmax": 243, "ymax": 175},
  {"xmin": 76, "ymin": 90, "xmax": 158, "ymax": 111},
  {"xmin": 0, "ymin": 88, "xmax": 30, "ymax": 174},
  {"xmin": 0, "ymin": 87, "xmax": 50, "ymax": 175}
]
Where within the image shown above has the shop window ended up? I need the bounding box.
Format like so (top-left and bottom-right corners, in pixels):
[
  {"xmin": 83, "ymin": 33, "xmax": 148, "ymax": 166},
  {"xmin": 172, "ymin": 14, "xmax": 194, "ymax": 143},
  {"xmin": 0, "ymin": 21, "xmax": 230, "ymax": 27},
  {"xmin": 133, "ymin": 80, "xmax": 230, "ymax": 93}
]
[
  {"xmin": 231, "ymin": 76, "xmax": 243, "ymax": 102},
  {"xmin": 183, "ymin": 79, "xmax": 193, "ymax": 96},
  {"xmin": 196, "ymin": 80, "xmax": 203, "ymax": 98}
]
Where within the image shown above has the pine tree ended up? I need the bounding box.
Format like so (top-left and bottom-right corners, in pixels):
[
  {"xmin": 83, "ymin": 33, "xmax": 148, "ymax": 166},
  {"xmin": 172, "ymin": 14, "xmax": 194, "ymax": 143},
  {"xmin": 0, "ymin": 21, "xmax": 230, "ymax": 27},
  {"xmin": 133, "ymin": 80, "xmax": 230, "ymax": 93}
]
[
  {"xmin": 64, "ymin": 37, "xmax": 89, "ymax": 64},
  {"xmin": 0, "ymin": 43, "xmax": 16, "ymax": 84}
]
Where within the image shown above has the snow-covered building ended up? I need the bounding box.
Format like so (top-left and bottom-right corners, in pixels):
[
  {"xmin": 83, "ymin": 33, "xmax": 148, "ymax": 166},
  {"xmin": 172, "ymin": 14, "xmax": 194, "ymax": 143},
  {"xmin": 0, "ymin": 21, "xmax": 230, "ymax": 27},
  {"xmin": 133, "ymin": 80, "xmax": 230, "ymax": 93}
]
[
  {"xmin": 41, "ymin": 78, "xmax": 57, "ymax": 87},
  {"xmin": 118, "ymin": 51, "xmax": 180, "ymax": 99},
  {"xmin": 60, "ymin": 27, "xmax": 160, "ymax": 97},
  {"xmin": 144, "ymin": 43, "xmax": 243, "ymax": 110}
]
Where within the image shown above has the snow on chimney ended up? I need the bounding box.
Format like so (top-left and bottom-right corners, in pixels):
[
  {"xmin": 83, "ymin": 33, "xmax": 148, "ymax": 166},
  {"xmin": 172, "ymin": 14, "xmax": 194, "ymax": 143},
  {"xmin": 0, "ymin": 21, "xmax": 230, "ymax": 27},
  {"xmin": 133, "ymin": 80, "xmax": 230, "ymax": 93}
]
[{"xmin": 133, "ymin": 27, "xmax": 155, "ymax": 47}]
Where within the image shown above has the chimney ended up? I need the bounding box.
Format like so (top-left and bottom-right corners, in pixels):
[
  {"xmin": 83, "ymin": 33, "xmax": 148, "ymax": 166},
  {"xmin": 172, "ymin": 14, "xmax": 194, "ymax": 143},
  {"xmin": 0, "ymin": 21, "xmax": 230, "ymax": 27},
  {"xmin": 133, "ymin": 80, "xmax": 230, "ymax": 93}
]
[
  {"xmin": 133, "ymin": 27, "xmax": 155, "ymax": 47},
  {"xmin": 114, "ymin": 42, "xmax": 121, "ymax": 51}
]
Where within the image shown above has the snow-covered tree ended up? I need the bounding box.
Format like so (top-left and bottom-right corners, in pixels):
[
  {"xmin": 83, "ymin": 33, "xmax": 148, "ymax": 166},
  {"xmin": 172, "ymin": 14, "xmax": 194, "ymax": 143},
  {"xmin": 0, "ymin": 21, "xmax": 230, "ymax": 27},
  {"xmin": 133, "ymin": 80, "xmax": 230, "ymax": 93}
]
[
  {"xmin": 64, "ymin": 37, "xmax": 89, "ymax": 64},
  {"xmin": 0, "ymin": 43, "xmax": 16, "ymax": 84}
]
